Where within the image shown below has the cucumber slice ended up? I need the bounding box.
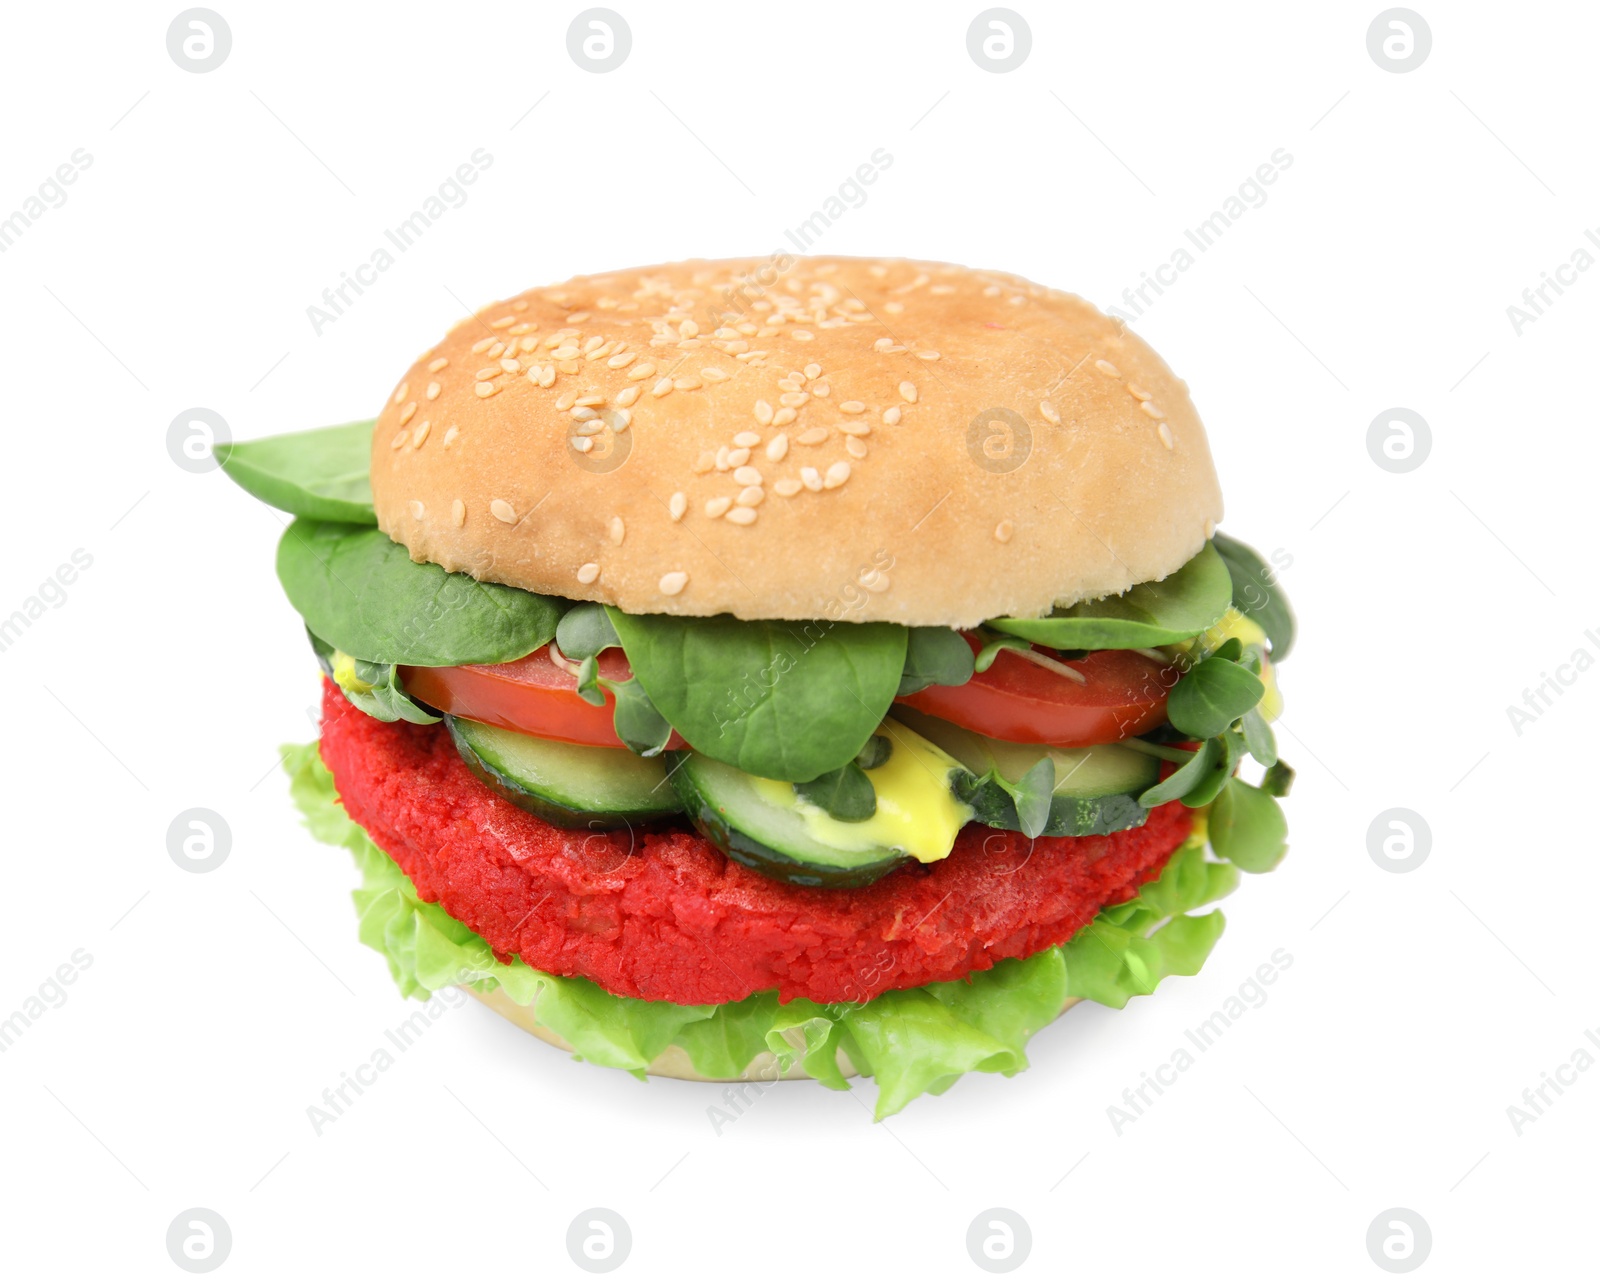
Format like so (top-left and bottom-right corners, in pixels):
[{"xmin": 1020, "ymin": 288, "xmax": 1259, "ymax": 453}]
[
  {"xmin": 894, "ymin": 708, "xmax": 1159, "ymax": 837},
  {"xmin": 668, "ymin": 752, "xmax": 917, "ymax": 888},
  {"xmin": 448, "ymin": 716, "xmax": 683, "ymax": 830}
]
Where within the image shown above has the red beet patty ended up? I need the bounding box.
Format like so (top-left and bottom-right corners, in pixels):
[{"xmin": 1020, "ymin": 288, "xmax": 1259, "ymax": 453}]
[{"xmin": 319, "ymin": 681, "xmax": 1193, "ymax": 1005}]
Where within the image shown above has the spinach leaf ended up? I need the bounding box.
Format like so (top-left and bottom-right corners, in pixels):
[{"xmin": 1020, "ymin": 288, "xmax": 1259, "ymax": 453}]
[
  {"xmin": 1167, "ymin": 656, "xmax": 1264, "ymax": 739},
  {"xmin": 606, "ymin": 610, "xmax": 908, "ymax": 781},
  {"xmin": 277, "ymin": 519, "xmax": 563, "ymax": 666},
  {"xmin": 795, "ymin": 763, "xmax": 877, "ymax": 821},
  {"xmin": 1211, "ymin": 531, "xmax": 1296, "ymax": 659},
  {"xmin": 308, "ymin": 630, "xmax": 441, "ymax": 724},
  {"xmin": 897, "ymin": 627, "xmax": 976, "ymax": 695},
  {"xmin": 556, "ymin": 602, "xmax": 620, "ymax": 660},
  {"xmin": 1208, "ymin": 777, "xmax": 1289, "ymax": 872},
  {"xmin": 986, "ymin": 541, "xmax": 1232, "ymax": 650},
  {"xmin": 221, "ymin": 421, "xmax": 376, "ymax": 524},
  {"xmin": 1137, "ymin": 738, "xmax": 1219, "ymax": 808},
  {"xmin": 603, "ymin": 676, "xmax": 674, "ymax": 757}
]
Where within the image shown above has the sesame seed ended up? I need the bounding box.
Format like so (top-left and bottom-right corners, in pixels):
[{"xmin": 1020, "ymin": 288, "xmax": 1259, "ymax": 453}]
[
  {"xmin": 613, "ymin": 408, "xmax": 633, "ymax": 431},
  {"xmin": 1140, "ymin": 401, "xmax": 1166, "ymax": 419},
  {"xmin": 773, "ymin": 478, "xmax": 803, "ymax": 497},
  {"xmin": 995, "ymin": 520, "xmax": 1014, "ymax": 543},
  {"xmin": 1158, "ymin": 423, "xmax": 1175, "ymax": 450},
  {"xmin": 883, "ymin": 301, "xmax": 904, "ymax": 315},
  {"xmin": 576, "ymin": 394, "xmax": 605, "ymax": 407},
  {"xmin": 615, "ymin": 385, "xmax": 640, "ymax": 407},
  {"xmin": 607, "ymin": 351, "xmax": 636, "ymax": 369},
  {"xmin": 674, "ymin": 376, "xmax": 703, "ymax": 391},
  {"xmin": 474, "ymin": 382, "xmax": 497, "ymax": 398},
  {"xmin": 428, "ymin": 358, "xmax": 449, "ymax": 373},
  {"xmin": 916, "ymin": 351, "xmax": 941, "ymax": 361},
  {"xmin": 824, "ymin": 461, "xmax": 851, "ymax": 489},
  {"xmin": 571, "ymin": 407, "xmax": 598, "ymax": 421},
  {"xmin": 1040, "ymin": 399, "xmax": 1060, "ymax": 425},
  {"xmin": 519, "ymin": 336, "xmax": 537, "ymax": 353},
  {"xmin": 406, "ymin": 499, "xmax": 425, "ymax": 520},
  {"xmin": 451, "ymin": 499, "xmax": 466, "ymax": 526},
  {"xmin": 609, "ymin": 516, "xmax": 625, "ymax": 545},
  {"xmin": 679, "ymin": 319, "xmax": 700, "ymax": 338},
  {"xmin": 390, "ymin": 430, "xmax": 408, "ymax": 449},
  {"xmin": 555, "ymin": 392, "xmax": 577, "ymax": 411},
  {"xmin": 778, "ymin": 378, "xmax": 802, "ymax": 393},
  {"xmin": 651, "ymin": 377, "xmax": 673, "ymax": 398},
  {"xmin": 490, "ymin": 499, "xmax": 516, "ymax": 523},
  {"xmin": 728, "ymin": 447, "xmax": 752, "ymax": 468},
  {"xmin": 1127, "ymin": 382, "xmax": 1152, "ymax": 401},
  {"xmin": 800, "ymin": 466, "xmax": 823, "ymax": 492},
  {"xmin": 754, "ymin": 400, "xmax": 773, "ymax": 425},
  {"xmin": 733, "ymin": 431, "xmax": 762, "ymax": 448},
  {"xmin": 669, "ymin": 492, "xmax": 687, "ymax": 521},
  {"xmin": 881, "ymin": 406, "xmax": 902, "ymax": 426},
  {"xmin": 736, "ymin": 485, "xmax": 764, "ymax": 507},
  {"xmin": 797, "ymin": 427, "xmax": 829, "ymax": 446},
  {"xmin": 840, "ymin": 400, "xmax": 866, "ymax": 414},
  {"xmin": 898, "ymin": 381, "xmax": 918, "ymax": 403},
  {"xmin": 472, "ymin": 338, "xmax": 495, "ymax": 354},
  {"xmin": 489, "ymin": 342, "xmax": 506, "ymax": 359},
  {"xmin": 771, "ymin": 407, "xmax": 797, "ymax": 427},
  {"xmin": 577, "ymin": 562, "xmax": 600, "ymax": 584},
  {"xmin": 804, "ymin": 363, "xmax": 822, "ymax": 379},
  {"xmin": 399, "ymin": 402, "xmax": 417, "ymax": 425},
  {"xmin": 726, "ymin": 506, "xmax": 758, "ymax": 526},
  {"xmin": 443, "ymin": 425, "xmax": 459, "ymax": 446},
  {"xmin": 583, "ymin": 336, "xmax": 606, "ymax": 354},
  {"xmin": 570, "ymin": 437, "xmax": 593, "ymax": 453},
  {"xmin": 779, "ymin": 391, "xmax": 809, "ymax": 408},
  {"xmin": 490, "ymin": 316, "xmax": 516, "ymax": 329},
  {"xmin": 702, "ymin": 367, "xmax": 729, "ymax": 381},
  {"xmin": 812, "ymin": 381, "xmax": 830, "ymax": 397},
  {"xmin": 627, "ymin": 363, "xmax": 658, "ymax": 382},
  {"xmin": 1095, "ymin": 359, "xmax": 1121, "ymax": 377},
  {"xmin": 845, "ymin": 437, "xmax": 868, "ymax": 459},
  {"xmin": 412, "ymin": 421, "xmax": 431, "ymax": 447},
  {"xmin": 766, "ymin": 434, "xmax": 789, "ymax": 462},
  {"xmin": 537, "ymin": 365, "xmax": 556, "ymax": 388},
  {"xmin": 858, "ymin": 568, "xmax": 890, "ymax": 593},
  {"xmin": 552, "ymin": 346, "xmax": 580, "ymax": 361},
  {"xmin": 393, "ymin": 382, "xmax": 409, "ymax": 405},
  {"xmin": 792, "ymin": 330, "xmax": 814, "ymax": 341},
  {"xmin": 567, "ymin": 312, "xmax": 591, "ymax": 324},
  {"xmin": 500, "ymin": 358, "xmax": 521, "ymax": 374},
  {"xmin": 475, "ymin": 366, "xmax": 500, "ymax": 381},
  {"xmin": 839, "ymin": 421, "xmax": 871, "ymax": 437},
  {"xmin": 873, "ymin": 337, "xmax": 894, "ymax": 352},
  {"xmin": 733, "ymin": 465, "xmax": 762, "ymax": 486},
  {"xmin": 705, "ymin": 496, "xmax": 733, "ymax": 518},
  {"xmin": 659, "ymin": 571, "xmax": 688, "ymax": 596}
]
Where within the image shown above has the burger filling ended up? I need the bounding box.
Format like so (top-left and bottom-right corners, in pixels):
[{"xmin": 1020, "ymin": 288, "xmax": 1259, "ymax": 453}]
[{"xmin": 228, "ymin": 421, "xmax": 1295, "ymax": 1116}]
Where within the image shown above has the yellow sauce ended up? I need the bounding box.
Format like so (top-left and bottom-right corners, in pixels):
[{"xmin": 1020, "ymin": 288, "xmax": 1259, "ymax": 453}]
[{"xmin": 750, "ymin": 719, "xmax": 973, "ymax": 864}]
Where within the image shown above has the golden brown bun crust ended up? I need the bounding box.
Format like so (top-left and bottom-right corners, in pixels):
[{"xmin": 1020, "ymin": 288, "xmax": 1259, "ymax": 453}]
[
  {"xmin": 370, "ymin": 258, "xmax": 1223, "ymax": 627},
  {"xmin": 466, "ymin": 984, "xmax": 1083, "ymax": 1083}
]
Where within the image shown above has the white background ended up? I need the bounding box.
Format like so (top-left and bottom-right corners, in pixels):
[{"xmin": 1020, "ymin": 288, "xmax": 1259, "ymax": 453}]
[{"xmin": 2, "ymin": 1, "xmax": 1595, "ymax": 1277}]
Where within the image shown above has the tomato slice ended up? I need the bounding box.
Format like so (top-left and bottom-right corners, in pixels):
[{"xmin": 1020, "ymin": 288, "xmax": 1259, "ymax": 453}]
[
  {"xmin": 895, "ymin": 635, "xmax": 1174, "ymax": 746},
  {"xmin": 400, "ymin": 647, "xmax": 686, "ymax": 749}
]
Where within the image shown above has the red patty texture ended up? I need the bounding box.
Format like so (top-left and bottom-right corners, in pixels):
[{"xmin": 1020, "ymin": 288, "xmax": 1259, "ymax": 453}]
[{"xmin": 319, "ymin": 681, "xmax": 1193, "ymax": 1006}]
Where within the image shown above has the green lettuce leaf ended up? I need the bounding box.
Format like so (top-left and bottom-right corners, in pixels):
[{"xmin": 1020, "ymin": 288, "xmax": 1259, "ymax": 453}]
[{"xmin": 284, "ymin": 740, "xmax": 1250, "ymax": 1118}]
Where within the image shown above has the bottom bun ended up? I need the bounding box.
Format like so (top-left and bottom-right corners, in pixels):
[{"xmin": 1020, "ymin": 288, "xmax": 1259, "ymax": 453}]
[{"xmin": 465, "ymin": 983, "xmax": 1084, "ymax": 1084}]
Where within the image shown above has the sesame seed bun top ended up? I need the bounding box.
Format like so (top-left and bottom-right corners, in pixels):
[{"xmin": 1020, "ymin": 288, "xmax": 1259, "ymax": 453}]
[{"xmin": 369, "ymin": 257, "xmax": 1224, "ymax": 628}]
